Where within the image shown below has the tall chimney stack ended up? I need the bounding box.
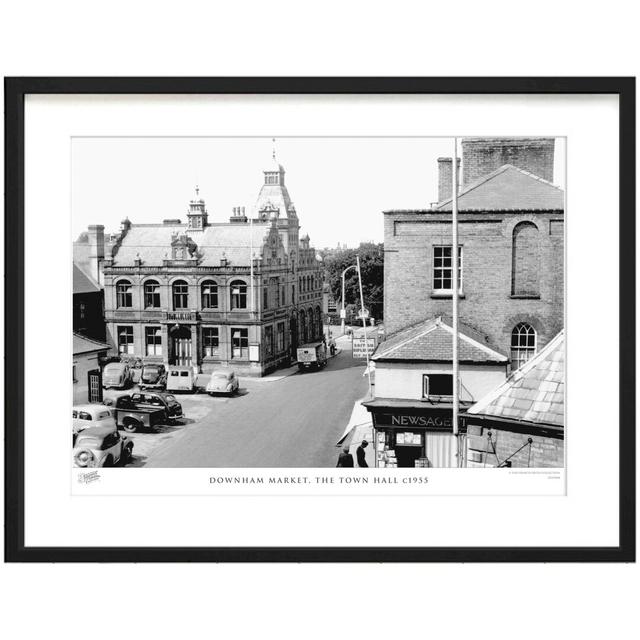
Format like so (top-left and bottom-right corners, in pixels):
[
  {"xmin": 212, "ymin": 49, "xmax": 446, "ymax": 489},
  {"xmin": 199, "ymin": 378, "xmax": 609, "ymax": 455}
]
[
  {"xmin": 437, "ymin": 157, "xmax": 461, "ymax": 202},
  {"xmin": 87, "ymin": 224, "xmax": 105, "ymax": 286},
  {"xmin": 461, "ymin": 137, "xmax": 555, "ymax": 187}
]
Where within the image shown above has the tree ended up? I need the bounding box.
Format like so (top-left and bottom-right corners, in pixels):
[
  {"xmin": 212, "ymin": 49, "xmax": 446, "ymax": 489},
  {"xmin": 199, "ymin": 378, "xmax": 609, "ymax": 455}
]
[{"xmin": 323, "ymin": 242, "xmax": 384, "ymax": 323}]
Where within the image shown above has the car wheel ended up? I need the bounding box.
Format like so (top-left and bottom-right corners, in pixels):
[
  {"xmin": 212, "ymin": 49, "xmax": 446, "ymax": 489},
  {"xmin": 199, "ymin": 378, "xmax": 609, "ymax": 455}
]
[
  {"xmin": 121, "ymin": 444, "xmax": 133, "ymax": 466},
  {"xmin": 122, "ymin": 419, "xmax": 139, "ymax": 433}
]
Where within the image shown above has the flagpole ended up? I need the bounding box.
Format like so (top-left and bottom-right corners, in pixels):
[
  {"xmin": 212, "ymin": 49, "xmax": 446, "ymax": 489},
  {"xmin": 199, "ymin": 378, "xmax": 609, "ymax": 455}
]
[
  {"xmin": 357, "ymin": 255, "xmax": 372, "ymax": 398},
  {"xmin": 250, "ymin": 215, "xmax": 254, "ymax": 315},
  {"xmin": 452, "ymin": 138, "xmax": 459, "ymax": 446}
]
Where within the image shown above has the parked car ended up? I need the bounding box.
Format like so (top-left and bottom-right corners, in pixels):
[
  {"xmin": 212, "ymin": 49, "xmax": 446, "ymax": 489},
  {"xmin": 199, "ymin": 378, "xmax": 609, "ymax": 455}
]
[
  {"xmin": 73, "ymin": 426, "xmax": 133, "ymax": 467},
  {"xmin": 105, "ymin": 394, "xmax": 168, "ymax": 433},
  {"xmin": 129, "ymin": 391, "xmax": 183, "ymax": 422},
  {"xmin": 102, "ymin": 362, "xmax": 131, "ymax": 389},
  {"xmin": 206, "ymin": 369, "xmax": 239, "ymax": 396},
  {"xmin": 72, "ymin": 404, "xmax": 116, "ymax": 435},
  {"xmin": 296, "ymin": 341, "xmax": 328, "ymax": 371},
  {"xmin": 139, "ymin": 363, "xmax": 167, "ymax": 390},
  {"xmin": 166, "ymin": 366, "xmax": 195, "ymax": 392}
]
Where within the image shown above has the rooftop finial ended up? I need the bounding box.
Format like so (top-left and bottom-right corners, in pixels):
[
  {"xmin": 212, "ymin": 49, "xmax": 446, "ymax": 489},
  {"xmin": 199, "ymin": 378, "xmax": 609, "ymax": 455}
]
[
  {"xmin": 272, "ymin": 138, "xmax": 276, "ymax": 161},
  {"xmin": 195, "ymin": 184, "xmax": 199, "ymax": 197}
]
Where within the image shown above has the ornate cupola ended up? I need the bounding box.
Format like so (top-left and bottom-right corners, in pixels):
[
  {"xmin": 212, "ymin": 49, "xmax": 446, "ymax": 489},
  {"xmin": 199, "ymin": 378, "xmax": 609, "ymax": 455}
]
[
  {"xmin": 264, "ymin": 141, "xmax": 285, "ymax": 187},
  {"xmin": 187, "ymin": 185, "xmax": 208, "ymax": 230}
]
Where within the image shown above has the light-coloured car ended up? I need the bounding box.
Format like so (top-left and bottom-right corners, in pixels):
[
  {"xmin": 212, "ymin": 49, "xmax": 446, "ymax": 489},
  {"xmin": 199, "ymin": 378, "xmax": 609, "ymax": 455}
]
[
  {"xmin": 102, "ymin": 362, "xmax": 131, "ymax": 389},
  {"xmin": 72, "ymin": 404, "xmax": 116, "ymax": 435},
  {"xmin": 166, "ymin": 366, "xmax": 195, "ymax": 392},
  {"xmin": 206, "ymin": 369, "xmax": 239, "ymax": 396},
  {"xmin": 73, "ymin": 426, "xmax": 133, "ymax": 468}
]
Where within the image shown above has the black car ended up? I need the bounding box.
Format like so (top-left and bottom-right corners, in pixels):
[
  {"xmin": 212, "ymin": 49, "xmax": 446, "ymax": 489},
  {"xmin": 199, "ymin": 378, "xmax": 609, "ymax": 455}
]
[
  {"xmin": 139, "ymin": 364, "xmax": 167, "ymax": 390},
  {"xmin": 128, "ymin": 391, "xmax": 183, "ymax": 422}
]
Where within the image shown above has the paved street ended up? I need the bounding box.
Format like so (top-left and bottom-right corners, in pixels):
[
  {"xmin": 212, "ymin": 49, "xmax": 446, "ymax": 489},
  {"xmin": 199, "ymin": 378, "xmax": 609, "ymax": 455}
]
[{"xmin": 142, "ymin": 339, "xmax": 368, "ymax": 467}]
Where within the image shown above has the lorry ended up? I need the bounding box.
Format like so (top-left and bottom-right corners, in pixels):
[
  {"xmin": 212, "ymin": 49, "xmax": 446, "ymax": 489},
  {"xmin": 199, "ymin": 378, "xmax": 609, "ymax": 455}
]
[
  {"xmin": 296, "ymin": 341, "xmax": 328, "ymax": 372},
  {"xmin": 105, "ymin": 394, "xmax": 168, "ymax": 433}
]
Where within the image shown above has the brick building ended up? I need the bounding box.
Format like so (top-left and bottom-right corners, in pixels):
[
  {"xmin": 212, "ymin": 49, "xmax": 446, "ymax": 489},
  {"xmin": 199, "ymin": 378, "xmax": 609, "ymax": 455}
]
[
  {"xmin": 99, "ymin": 153, "xmax": 324, "ymax": 376},
  {"xmin": 384, "ymin": 137, "xmax": 564, "ymax": 364},
  {"xmin": 365, "ymin": 137, "xmax": 564, "ymax": 467},
  {"xmin": 463, "ymin": 331, "xmax": 564, "ymax": 468}
]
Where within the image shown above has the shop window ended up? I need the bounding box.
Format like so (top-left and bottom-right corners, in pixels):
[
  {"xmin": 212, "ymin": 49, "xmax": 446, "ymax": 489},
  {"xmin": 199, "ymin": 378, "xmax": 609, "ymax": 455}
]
[
  {"xmin": 422, "ymin": 374, "xmax": 454, "ymax": 399},
  {"xmin": 172, "ymin": 280, "xmax": 189, "ymax": 310},
  {"xmin": 144, "ymin": 280, "xmax": 161, "ymax": 308},
  {"xmin": 203, "ymin": 327, "xmax": 219, "ymax": 357},
  {"xmin": 230, "ymin": 280, "xmax": 248, "ymax": 310},
  {"xmin": 118, "ymin": 326, "xmax": 134, "ymax": 354},
  {"xmin": 231, "ymin": 327, "xmax": 248, "ymax": 358},
  {"xmin": 116, "ymin": 280, "xmax": 133, "ymax": 308},
  {"xmin": 145, "ymin": 326, "xmax": 162, "ymax": 356},
  {"xmin": 201, "ymin": 280, "xmax": 218, "ymax": 309},
  {"xmin": 511, "ymin": 323, "xmax": 537, "ymax": 370},
  {"xmin": 433, "ymin": 246, "xmax": 462, "ymax": 294}
]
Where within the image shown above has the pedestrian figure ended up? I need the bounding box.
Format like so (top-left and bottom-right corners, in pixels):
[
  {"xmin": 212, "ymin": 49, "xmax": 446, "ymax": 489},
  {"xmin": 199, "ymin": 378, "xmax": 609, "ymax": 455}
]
[
  {"xmin": 336, "ymin": 446, "xmax": 354, "ymax": 467},
  {"xmin": 356, "ymin": 439, "xmax": 369, "ymax": 467}
]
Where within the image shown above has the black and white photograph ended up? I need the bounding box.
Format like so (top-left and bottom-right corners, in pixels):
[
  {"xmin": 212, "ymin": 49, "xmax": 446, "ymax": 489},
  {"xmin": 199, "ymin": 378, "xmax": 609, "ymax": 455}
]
[{"xmin": 72, "ymin": 135, "xmax": 565, "ymax": 472}]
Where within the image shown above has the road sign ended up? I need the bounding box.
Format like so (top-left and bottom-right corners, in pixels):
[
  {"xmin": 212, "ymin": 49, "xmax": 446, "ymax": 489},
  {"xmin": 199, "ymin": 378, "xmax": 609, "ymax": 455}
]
[
  {"xmin": 339, "ymin": 309, "xmax": 346, "ymax": 319},
  {"xmin": 357, "ymin": 308, "xmax": 369, "ymax": 319},
  {"xmin": 352, "ymin": 337, "xmax": 376, "ymax": 359}
]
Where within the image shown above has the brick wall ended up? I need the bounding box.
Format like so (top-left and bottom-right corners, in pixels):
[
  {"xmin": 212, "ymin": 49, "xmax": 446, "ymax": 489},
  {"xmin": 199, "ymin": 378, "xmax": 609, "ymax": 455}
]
[
  {"xmin": 462, "ymin": 138, "xmax": 555, "ymax": 186},
  {"xmin": 465, "ymin": 423, "xmax": 564, "ymax": 468},
  {"xmin": 383, "ymin": 211, "xmax": 564, "ymax": 359}
]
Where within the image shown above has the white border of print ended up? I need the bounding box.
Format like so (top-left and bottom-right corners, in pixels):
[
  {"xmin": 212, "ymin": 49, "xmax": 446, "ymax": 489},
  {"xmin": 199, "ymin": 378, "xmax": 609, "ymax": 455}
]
[{"xmin": 24, "ymin": 93, "xmax": 618, "ymax": 548}]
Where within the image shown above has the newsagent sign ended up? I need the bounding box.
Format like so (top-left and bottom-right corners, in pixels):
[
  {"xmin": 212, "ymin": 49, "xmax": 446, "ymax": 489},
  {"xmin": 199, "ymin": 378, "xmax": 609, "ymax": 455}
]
[
  {"xmin": 352, "ymin": 337, "xmax": 376, "ymax": 359},
  {"xmin": 373, "ymin": 409, "xmax": 456, "ymax": 431}
]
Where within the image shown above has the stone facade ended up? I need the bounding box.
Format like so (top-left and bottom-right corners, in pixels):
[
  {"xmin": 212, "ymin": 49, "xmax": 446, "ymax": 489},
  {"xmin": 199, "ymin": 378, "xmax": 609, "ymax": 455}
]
[{"xmin": 100, "ymin": 157, "xmax": 324, "ymax": 376}]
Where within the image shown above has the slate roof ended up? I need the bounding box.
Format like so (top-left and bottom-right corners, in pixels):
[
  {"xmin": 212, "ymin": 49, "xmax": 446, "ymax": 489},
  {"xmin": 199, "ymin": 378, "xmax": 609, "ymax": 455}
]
[
  {"xmin": 111, "ymin": 222, "xmax": 272, "ymax": 267},
  {"xmin": 73, "ymin": 332, "xmax": 110, "ymax": 355},
  {"xmin": 467, "ymin": 330, "xmax": 564, "ymax": 427},
  {"xmin": 436, "ymin": 164, "xmax": 564, "ymax": 212},
  {"xmin": 372, "ymin": 316, "xmax": 507, "ymax": 364},
  {"xmin": 73, "ymin": 263, "xmax": 101, "ymax": 294}
]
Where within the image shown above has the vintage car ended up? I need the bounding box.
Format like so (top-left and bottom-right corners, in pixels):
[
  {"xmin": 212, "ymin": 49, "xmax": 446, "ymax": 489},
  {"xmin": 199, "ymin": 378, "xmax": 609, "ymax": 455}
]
[
  {"xmin": 166, "ymin": 366, "xmax": 195, "ymax": 392},
  {"xmin": 129, "ymin": 391, "xmax": 183, "ymax": 422},
  {"xmin": 102, "ymin": 362, "xmax": 131, "ymax": 389},
  {"xmin": 72, "ymin": 404, "xmax": 116, "ymax": 435},
  {"xmin": 73, "ymin": 426, "xmax": 133, "ymax": 468},
  {"xmin": 104, "ymin": 393, "xmax": 170, "ymax": 433},
  {"xmin": 139, "ymin": 363, "xmax": 167, "ymax": 391},
  {"xmin": 206, "ymin": 369, "xmax": 239, "ymax": 396}
]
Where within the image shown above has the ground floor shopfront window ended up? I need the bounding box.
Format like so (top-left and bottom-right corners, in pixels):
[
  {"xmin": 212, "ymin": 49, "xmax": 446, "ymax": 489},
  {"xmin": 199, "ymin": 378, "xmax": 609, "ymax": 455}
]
[
  {"xmin": 364, "ymin": 399, "xmax": 468, "ymax": 468},
  {"xmin": 231, "ymin": 327, "xmax": 248, "ymax": 359}
]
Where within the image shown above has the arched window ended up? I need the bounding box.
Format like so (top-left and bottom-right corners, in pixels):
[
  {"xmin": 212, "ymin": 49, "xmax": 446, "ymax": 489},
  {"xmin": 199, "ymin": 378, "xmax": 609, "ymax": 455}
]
[
  {"xmin": 299, "ymin": 309, "xmax": 307, "ymax": 343},
  {"xmin": 511, "ymin": 323, "xmax": 537, "ymax": 370},
  {"xmin": 201, "ymin": 280, "xmax": 218, "ymax": 309},
  {"xmin": 316, "ymin": 307, "xmax": 322, "ymax": 339},
  {"xmin": 512, "ymin": 222, "xmax": 540, "ymax": 296},
  {"xmin": 172, "ymin": 280, "xmax": 189, "ymax": 310},
  {"xmin": 230, "ymin": 280, "xmax": 247, "ymax": 310},
  {"xmin": 144, "ymin": 280, "xmax": 160, "ymax": 308},
  {"xmin": 116, "ymin": 280, "xmax": 132, "ymax": 308}
]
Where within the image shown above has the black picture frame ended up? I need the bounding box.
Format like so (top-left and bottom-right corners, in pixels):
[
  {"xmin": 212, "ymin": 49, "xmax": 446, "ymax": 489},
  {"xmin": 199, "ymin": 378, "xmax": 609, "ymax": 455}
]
[{"xmin": 4, "ymin": 77, "xmax": 635, "ymax": 563}]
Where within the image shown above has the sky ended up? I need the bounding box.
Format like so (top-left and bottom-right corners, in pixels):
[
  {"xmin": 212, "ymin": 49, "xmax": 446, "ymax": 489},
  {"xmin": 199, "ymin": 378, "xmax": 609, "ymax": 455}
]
[{"xmin": 72, "ymin": 137, "xmax": 565, "ymax": 248}]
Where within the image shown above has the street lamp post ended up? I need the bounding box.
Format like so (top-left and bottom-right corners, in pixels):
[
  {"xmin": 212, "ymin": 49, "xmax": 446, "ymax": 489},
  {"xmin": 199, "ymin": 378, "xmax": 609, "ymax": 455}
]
[{"xmin": 341, "ymin": 264, "xmax": 358, "ymax": 335}]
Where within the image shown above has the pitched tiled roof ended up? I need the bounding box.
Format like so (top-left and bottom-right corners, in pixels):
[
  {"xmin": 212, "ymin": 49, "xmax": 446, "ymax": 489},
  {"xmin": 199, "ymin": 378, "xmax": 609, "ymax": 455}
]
[
  {"xmin": 111, "ymin": 222, "xmax": 272, "ymax": 267},
  {"xmin": 73, "ymin": 332, "xmax": 110, "ymax": 355},
  {"xmin": 73, "ymin": 263, "xmax": 101, "ymax": 294},
  {"xmin": 436, "ymin": 164, "xmax": 564, "ymax": 212},
  {"xmin": 372, "ymin": 316, "xmax": 507, "ymax": 364},
  {"xmin": 467, "ymin": 331, "xmax": 564, "ymax": 427}
]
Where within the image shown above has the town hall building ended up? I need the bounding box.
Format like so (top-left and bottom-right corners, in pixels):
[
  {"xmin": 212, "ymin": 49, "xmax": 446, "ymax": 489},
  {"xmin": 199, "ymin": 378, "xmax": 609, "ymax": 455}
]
[{"xmin": 97, "ymin": 152, "xmax": 324, "ymax": 376}]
